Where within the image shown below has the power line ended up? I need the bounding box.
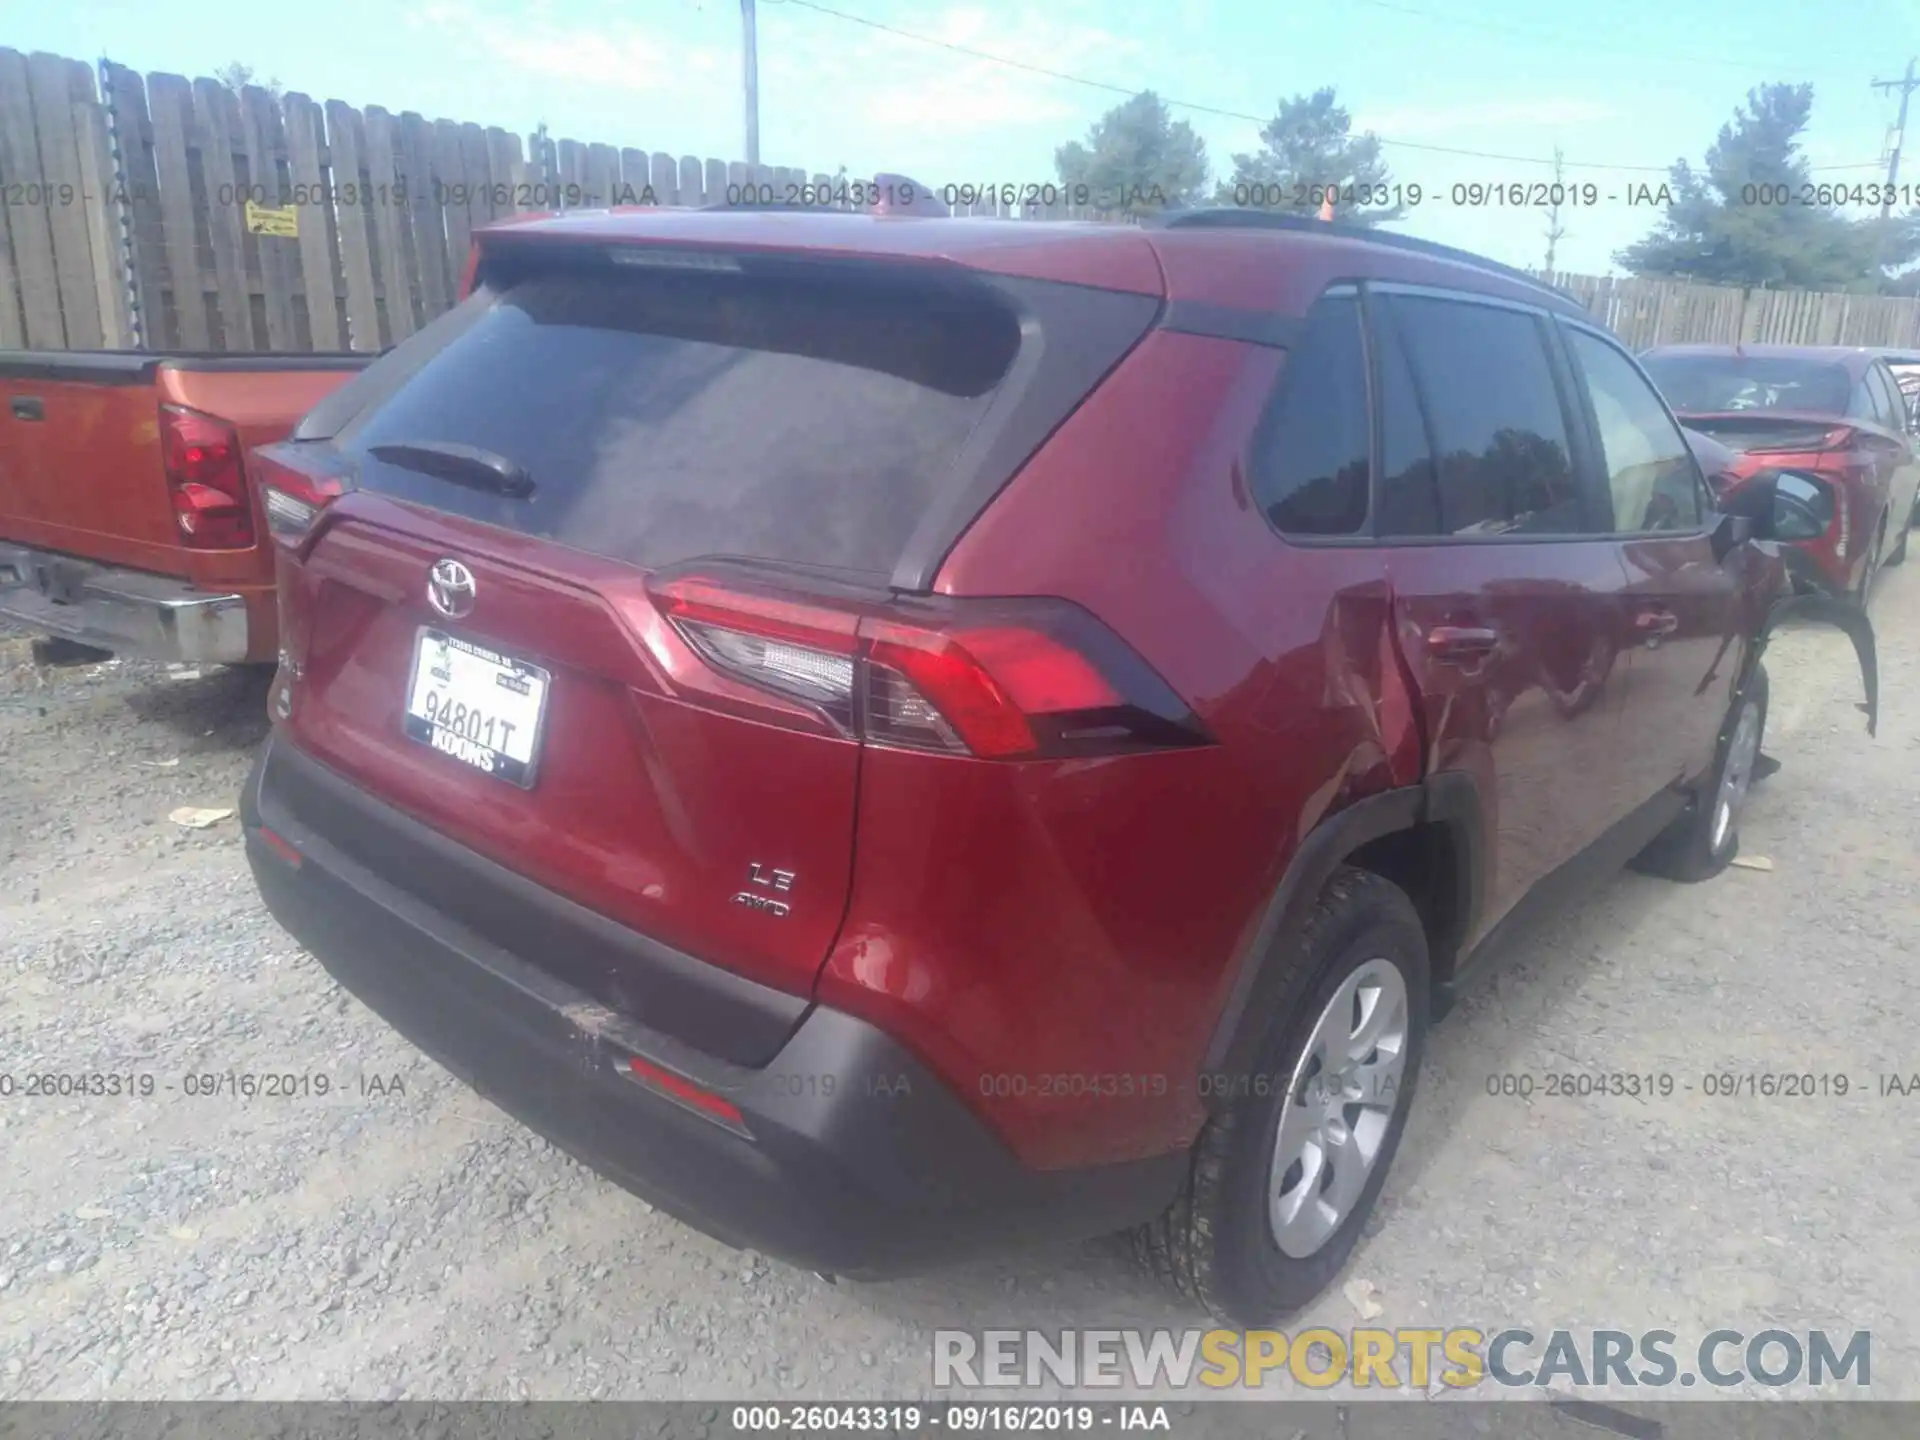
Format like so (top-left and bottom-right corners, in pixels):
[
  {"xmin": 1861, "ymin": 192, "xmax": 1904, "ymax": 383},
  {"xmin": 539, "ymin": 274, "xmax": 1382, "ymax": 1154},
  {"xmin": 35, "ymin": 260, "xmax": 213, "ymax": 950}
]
[
  {"xmin": 773, "ymin": 0, "xmax": 1882, "ymax": 175},
  {"xmin": 1351, "ymin": 0, "xmax": 1861, "ymax": 81}
]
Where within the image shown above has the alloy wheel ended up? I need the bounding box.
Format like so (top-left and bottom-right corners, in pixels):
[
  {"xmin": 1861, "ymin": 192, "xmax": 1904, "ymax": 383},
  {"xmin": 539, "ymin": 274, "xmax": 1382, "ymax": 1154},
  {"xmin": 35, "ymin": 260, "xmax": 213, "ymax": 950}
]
[
  {"xmin": 1268, "ymin": 957, "xmax": 1409, "ymax": 1258},
  {"xmin": 1710, "ymin": 698, "xmax": 1763, "ymax": 855}
]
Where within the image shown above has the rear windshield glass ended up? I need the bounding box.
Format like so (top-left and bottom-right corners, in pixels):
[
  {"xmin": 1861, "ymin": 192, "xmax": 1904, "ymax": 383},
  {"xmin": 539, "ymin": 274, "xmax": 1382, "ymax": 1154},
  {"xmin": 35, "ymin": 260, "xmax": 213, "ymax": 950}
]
[
  {"xmin": 1639, "ymin": 354, "xmax": 1850, "ymax": 416},
  {"xmin": 338, "ymin": 262, "xmax": 1022, "ymax": 575}
]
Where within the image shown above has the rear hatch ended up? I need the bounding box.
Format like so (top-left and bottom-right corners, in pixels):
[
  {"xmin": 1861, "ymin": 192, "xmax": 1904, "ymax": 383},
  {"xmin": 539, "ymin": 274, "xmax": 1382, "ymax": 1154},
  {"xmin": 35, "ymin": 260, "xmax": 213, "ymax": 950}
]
[{"xmin": 261, "ymin": 237, "xmax": 1159, "ymax": 1037}]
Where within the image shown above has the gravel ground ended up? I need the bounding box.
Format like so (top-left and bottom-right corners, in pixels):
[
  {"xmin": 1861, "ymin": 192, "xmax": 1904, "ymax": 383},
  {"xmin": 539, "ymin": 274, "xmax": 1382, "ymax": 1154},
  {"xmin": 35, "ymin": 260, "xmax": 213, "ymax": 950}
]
[{"xmin": 0, "ymin": 560, "xmax": 1916, "ymax": 1405}]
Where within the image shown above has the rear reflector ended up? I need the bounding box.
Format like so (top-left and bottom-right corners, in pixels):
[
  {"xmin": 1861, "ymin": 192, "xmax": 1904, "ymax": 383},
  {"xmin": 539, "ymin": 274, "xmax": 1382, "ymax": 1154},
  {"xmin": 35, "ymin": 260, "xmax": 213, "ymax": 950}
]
[
  {"xmin": 649, "ymin": 572, "xmax": 1209, "ymax": 761},
  {"xmin": 161, "ymin": 406, "xmax": 253, "ymax": 550},
  {"xmin": 623, "ymin": 1054, "xmax": 749, "ymax": 1134},
  {"xmin": 255, "ymin": 825, "xmax": 303, "ymax": 869}
]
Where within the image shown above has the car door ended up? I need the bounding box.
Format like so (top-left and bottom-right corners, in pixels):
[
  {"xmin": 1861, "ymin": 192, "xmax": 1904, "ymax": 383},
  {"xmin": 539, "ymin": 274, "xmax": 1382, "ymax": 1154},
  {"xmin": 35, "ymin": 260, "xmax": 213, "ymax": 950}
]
[
  {"xmin": 1371, "ymin": 288, "xmax": 1637, "ymax": 939},
  {"xmin": 1844, "ymin": 367, "xmax": 1905, "ymax": 560},
  {"xmin": 1866, "ymin": 362, "xmax": 1920, "ymax": 534},
  {"xmin": 1558, "ymin": 322, "xmax": 1746, "ymax": 804}
]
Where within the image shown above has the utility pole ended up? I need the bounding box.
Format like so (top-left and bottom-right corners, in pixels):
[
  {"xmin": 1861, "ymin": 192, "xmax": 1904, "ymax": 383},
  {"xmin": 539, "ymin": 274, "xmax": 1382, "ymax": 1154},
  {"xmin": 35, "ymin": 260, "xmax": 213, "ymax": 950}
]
[
  {"xmin": 1872, "ymin": 57, "xmax": 1918, "ymax": 219},
  {"xmin": 1543, "ymin": 145, "xmax": 1567, "ymax": 279},
  {"xmin": 741, "ymin": 0, "xmax": 761, "ymax": 166}
]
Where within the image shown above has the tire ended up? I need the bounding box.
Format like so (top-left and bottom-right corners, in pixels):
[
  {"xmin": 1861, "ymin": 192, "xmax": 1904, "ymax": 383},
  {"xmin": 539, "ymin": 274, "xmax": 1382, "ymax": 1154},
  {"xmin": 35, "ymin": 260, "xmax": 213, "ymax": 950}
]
[
  {"xmin": 1631, "ymin": 664, "xmax": 1769, "ymax": 884},
  {"xmin": 1133, "ymin": 867, "xmax": 1430, "ymax": 1324}
]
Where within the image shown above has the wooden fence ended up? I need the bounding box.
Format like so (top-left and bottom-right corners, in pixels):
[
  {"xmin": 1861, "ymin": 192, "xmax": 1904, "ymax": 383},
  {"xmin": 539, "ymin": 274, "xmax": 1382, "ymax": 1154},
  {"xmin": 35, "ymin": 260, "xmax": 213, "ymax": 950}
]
[
  {"xmin": 1549, "ymin": 272, "xmax": 1920, "ymax": 351},
  {"xmin": 0, "ymin": 48, "xmax": 870, "ymax": 353},
  {"xmin": 4, "ymin": 45, "xmax": 1920, "ymax": 355}
]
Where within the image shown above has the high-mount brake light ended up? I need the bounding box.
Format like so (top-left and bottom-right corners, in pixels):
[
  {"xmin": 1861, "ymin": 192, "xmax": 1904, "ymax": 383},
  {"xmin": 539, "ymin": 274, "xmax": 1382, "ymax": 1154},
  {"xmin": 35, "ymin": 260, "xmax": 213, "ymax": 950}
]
[
  {"xmin": 607, "ymin": 247, "xmax": 742, "ymax": 273},
  {"xmin": 649, "ymin": 575, "xmax": 1208, "ymax": 760}
]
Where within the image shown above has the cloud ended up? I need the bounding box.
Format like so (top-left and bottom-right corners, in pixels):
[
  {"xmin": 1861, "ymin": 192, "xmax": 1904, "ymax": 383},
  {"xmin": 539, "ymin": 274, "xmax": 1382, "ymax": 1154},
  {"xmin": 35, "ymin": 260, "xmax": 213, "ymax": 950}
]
[
  {"xmin": 412, "ymin": 0, "xmax": 1145, "ymax": 169},
  {"xmin": 764, "ymin": 4, "xmax": 1145, "ymax": 137},
  {"xmin": 419, "ymin": 0, "xmax": 726, "ymax": 96}
]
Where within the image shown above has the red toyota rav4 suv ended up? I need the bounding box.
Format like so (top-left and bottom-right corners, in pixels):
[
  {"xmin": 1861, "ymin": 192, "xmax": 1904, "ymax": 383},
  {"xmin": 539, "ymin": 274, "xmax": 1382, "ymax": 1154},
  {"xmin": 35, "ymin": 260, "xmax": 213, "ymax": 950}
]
[{"xmin": 242, "ymin": 208, "xmax": 1866, "ymax": 1323}]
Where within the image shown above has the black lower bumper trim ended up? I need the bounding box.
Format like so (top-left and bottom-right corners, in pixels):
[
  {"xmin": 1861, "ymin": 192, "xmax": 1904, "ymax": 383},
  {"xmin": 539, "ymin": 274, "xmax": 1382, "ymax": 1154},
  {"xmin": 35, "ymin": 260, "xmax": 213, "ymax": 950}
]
[{"xmin": 243, "ymin": 734, "xmax": 1183, "ymax": 1278}]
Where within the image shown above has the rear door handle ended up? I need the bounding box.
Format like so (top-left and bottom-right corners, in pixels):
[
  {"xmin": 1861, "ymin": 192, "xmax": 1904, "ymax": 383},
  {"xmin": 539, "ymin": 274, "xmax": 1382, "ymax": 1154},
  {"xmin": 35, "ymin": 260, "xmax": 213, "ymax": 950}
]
[
  {"xmin": 9, "ymin": 397, "xmax": 44, "ymax": 422},
  {"xmin": 1426, "ymin": 626, "xmax": 1501, "ymax": 663}
]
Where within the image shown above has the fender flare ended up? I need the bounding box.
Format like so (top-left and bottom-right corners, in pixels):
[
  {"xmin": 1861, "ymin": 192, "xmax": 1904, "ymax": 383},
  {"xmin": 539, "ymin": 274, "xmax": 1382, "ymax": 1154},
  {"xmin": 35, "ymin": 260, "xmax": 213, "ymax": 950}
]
[
  {"xmin": 1755, "ymin": 593, "xmax": 1878, "ymax": 737},
  {"xmin": 1199, "ymin": 771, "xmax": 1485, "ymax": 1092}
]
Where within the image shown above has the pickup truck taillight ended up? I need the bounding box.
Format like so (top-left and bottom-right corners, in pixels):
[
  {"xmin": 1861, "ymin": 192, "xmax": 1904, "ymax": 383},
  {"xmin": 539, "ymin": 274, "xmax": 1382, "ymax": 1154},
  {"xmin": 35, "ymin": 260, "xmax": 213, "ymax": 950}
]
[
  {"xmin": 251, "ymin": 445, "xmax": 349, "ymax": 546},
  {"xmin": 161, "ymin": 406, "xmax": 254, "ymax": 549}
]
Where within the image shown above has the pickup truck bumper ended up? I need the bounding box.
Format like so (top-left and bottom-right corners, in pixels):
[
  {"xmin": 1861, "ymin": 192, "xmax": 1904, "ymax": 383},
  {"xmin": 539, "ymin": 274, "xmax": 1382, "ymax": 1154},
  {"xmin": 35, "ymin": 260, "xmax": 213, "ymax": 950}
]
[{"xmin": 0, "ymin": 542, "xmax": 250, "ymax": 664}]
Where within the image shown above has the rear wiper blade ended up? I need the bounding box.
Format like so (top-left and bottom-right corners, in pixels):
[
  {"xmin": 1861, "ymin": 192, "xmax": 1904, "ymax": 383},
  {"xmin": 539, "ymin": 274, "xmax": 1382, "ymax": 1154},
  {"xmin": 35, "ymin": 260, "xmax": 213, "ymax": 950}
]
[{"xmin": 368, "ymin": 441, "xmax": 535, "ymax": 498}]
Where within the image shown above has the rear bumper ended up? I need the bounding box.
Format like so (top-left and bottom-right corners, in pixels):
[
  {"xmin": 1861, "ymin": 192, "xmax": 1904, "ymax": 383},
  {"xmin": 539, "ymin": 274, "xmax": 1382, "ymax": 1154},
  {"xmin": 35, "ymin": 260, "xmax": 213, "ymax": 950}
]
[
  {"xmin": 0, "ymin": 542, "xmax": 250, "ymax": 663},
  {"xmin": 242, "ymin": 732, "xmax": 1181, "ymax": 1278}
]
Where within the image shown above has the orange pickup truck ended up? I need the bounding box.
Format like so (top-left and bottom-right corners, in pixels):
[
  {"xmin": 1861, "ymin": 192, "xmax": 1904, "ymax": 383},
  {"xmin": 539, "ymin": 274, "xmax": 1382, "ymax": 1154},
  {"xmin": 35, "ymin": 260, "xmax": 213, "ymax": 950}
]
[{"xmin": 0, "ymin": 351, "xmax": 369, "ymax": 665}]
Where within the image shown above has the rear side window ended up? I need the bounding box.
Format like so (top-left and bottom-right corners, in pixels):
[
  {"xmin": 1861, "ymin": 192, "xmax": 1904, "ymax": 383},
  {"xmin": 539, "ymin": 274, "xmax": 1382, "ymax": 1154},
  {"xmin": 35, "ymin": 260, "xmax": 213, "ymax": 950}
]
[
  {"xmin": 1867, "ymin": 365, "xmax": 1905, "ymax": 431},
  {"xmin": 1247, "ymin": 293, "xmax": 1370, "ymax": 535},
  {"xmin": 1889, "ymin": 364, "xmax": 1920, "ymax": 421},
  {"xmin": 1565, "ymin": 329, "xmax": 1704, "ymax": 533},
  {"xmin": 1387, "ymin": 295, "xmax": 1582, "ymax": 536},
  {"xmin": 1847, "ymin": 376, "xmax": 1878, "ymax": 422},
  {"xmin": 338, "ymin": 263, "xmax": 1023, "ymax": 576}
]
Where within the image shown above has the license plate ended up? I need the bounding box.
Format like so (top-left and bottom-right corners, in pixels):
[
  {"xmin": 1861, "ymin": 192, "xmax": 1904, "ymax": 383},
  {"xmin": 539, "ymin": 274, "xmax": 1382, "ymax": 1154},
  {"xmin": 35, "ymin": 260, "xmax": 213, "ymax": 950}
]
[{"xmin": 403, "ymin": 628, "xmax": 550, "ymax": 787}]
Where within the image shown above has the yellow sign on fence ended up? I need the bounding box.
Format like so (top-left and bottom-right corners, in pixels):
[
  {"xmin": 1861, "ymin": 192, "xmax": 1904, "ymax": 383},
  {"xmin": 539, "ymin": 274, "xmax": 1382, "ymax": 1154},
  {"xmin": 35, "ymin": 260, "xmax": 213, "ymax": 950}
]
[{"xmin": 243, "ymin": 201, "xmax": 299, "ymax": 238}]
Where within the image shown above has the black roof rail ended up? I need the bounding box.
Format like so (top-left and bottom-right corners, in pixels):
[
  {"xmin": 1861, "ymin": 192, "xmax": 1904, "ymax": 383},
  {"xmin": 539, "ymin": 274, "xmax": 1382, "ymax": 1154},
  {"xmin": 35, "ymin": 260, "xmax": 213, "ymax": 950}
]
[{"xmin": 1149, "ymin": 208, "xmax": 1583, "ymax": 310}]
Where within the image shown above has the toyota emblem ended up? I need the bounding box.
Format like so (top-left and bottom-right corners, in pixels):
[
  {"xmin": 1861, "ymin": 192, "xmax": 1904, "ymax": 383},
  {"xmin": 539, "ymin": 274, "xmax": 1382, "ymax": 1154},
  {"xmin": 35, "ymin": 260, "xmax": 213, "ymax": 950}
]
[{"xmin": 427, "ymin": 559, "xmax": 477, "ymax": 620}]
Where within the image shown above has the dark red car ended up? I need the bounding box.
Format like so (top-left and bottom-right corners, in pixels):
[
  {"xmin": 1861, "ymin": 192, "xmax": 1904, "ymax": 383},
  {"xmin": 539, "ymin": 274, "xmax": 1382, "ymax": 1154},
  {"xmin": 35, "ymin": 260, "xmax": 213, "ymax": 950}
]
[
  {"xmin": 241, "ymin": 209, "xmax": 1866, "ymax": 1323},
  {"xmin": 1641, "ymin": 343, "xmax": 1920, "ymax": 602}
]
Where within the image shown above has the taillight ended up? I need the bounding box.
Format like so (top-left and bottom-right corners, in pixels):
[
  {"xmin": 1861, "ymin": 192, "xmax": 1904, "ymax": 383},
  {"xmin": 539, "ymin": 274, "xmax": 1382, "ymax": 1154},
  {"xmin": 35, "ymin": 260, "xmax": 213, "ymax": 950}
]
[
  {"xmin": 660, "ymin": 577, "xmax": 862, "ymax": 728},
  {"xmin": 251, "ymin": 442, "xmax": 351, "ymax": 547},
  {"xmin": 864, "ymin": 621, "xmax": 1119, "ymax": 758},
  {"xmin": 160, "ymin": 406, "xmax": 253, "ymax": 549},
  {"xmin": 650, "ymin": 573, "xmax": 1209, "ymax": 760}
]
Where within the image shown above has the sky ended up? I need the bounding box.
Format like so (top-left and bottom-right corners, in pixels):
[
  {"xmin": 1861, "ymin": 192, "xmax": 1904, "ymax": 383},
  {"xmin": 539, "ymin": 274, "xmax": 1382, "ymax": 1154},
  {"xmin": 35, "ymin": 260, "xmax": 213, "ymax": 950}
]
[{"xmin": 5, "ymin": 0, "xmax": 1918, "ymax": 275}]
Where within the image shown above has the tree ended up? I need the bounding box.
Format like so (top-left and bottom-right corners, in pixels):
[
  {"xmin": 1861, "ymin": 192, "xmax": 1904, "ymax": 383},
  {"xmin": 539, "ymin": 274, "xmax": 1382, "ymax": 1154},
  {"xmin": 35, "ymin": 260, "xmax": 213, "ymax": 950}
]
[
  {"xmin": 213, "ymin": 62, "xmax": 283, "ymax": 103},
  {"xmin": 1054, "ymin": 91, "xmax": 1209, "ymax": 218},
  {"xmin": 1217, "ymin": 88, "xmax": 1403, "ymax": 226},
  {"xmin": 1616, "ymin": 83, "xmax": 1919, "ymax": 291}
]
